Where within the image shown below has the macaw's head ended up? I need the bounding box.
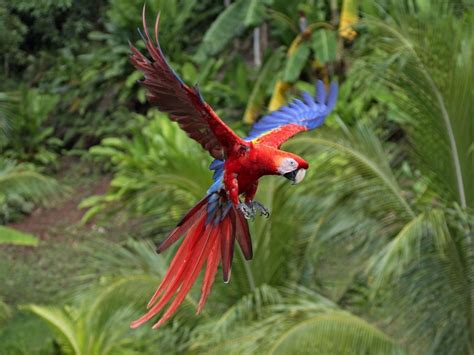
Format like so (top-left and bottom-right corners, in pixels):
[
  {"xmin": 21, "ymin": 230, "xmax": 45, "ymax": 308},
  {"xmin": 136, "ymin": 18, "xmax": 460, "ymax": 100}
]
[{"xmin": 275, "ymin": 152, "xmax": 309, "ymax": 185}]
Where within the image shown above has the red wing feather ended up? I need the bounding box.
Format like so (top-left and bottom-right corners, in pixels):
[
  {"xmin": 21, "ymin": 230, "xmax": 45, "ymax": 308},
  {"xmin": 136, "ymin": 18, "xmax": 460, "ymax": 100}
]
[
  {"xmin": 232, "ymin": 207, "xmax": 253, "ymax": 260},
  {"xmin": 129, "ymin": 9, "xmax": 243, "ymax": 159},
  {"xmin": 197, "ymin": 229, "xmax": 221, "ymax": 313},
  {"xmin": 254, "ymin": 124, "xmax": 307, "ymax": 148},
  {"xmin": 151, "ymin": 227, "xmax": 218, "ymax": 328},
  {"xmin": 132, "ymin": 196, "xmax": 254, "ymax": 328},
  {"xmin": 220, "ymin": 217, "xmax": 235, "ymax": 283},
  {"xmin": 145, "ymin": 214, "xmax": 206, "ymax": 310}
]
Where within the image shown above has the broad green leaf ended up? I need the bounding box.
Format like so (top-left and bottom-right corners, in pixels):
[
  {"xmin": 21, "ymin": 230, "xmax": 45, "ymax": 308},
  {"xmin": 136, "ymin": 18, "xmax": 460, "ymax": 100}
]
[
  {"xmin": 312, "ymin": 29, "xmax": 337, "ymax": 64},
  {"xmin": 197, "ymin": 0, "xmax": 269, "ymax": 59},
  {"xmin": 282, "ymin": 42, "xmax": 310, "ymax": 82},
  {"xmin": 243, "ymin": 0, "xmax": 273, "ymax": 26},
  {"xmin": 243, "ymin": 47, "xmax": 284, "ymax": 123},
  {"xmin": 0, "ymin": 226, "xmax": 38, "ymax": 246}
]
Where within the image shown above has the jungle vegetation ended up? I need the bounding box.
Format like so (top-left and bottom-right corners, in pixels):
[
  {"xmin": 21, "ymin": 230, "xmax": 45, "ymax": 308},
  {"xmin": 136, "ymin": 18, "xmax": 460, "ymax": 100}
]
[{"xmin": 1, "ymin": 0, "xmax": 473, "ymax": 354}]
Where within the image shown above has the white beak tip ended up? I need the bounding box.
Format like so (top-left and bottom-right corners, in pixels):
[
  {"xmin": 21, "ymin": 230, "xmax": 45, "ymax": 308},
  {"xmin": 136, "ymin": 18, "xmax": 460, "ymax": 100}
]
[{"xmin": 294, "ymin": 168, "xmax": 306, "ymax": 184}]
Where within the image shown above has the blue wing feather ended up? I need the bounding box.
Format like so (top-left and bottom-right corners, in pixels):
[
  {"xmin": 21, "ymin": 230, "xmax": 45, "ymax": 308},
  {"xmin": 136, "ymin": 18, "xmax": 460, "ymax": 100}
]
[
  {"xmin": 316, "ymin": 80, "xmax": 327, "ymax": 104},
  {"xmin": 245, "ymin": 80, "xmax": 338, "ymax": 142},
  {"xmin": 206, "ymin": 158, "xmax": 231, "ymax": 224}
]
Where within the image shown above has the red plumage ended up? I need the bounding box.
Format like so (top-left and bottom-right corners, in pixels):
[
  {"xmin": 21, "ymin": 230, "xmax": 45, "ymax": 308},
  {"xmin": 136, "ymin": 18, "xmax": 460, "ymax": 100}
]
[
  {"xmin": 130, "ymin": 200, "xmax": 247, "ymax": 329},
  {"xmin": 128, "ymin": 8, "xmax": 242, "ymax": 160}
]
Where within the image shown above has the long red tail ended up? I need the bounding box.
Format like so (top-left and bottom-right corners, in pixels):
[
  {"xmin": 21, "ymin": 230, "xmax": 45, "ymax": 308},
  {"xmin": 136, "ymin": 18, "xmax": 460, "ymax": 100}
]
[{"xmin": 130, "ymin": 194, "xmax": 252, "ymax": 329}]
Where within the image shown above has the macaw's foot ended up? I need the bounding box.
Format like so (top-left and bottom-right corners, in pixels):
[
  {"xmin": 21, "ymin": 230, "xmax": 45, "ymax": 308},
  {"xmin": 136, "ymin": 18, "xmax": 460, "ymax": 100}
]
[
  {"xmin": 237, "ymin": 202, "xmax": 255, "ymax": 220},
  {"xmin": 247, "ymin": 200, "xmax": 270, "ymax": 218}
]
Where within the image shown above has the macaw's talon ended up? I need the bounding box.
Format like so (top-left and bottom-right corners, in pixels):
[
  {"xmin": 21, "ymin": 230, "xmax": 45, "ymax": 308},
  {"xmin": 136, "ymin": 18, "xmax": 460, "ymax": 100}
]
[
  {"xmin": 238, "ymin": 202, "xmax": 255, "ymax": 220},
  {"xmin": 248, "ymin": 201, "xmax": 270, "ymax": 218}
]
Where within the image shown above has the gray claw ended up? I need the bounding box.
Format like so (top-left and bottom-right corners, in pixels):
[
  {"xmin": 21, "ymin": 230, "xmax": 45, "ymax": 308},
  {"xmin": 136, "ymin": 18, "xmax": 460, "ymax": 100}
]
[
  {"xmin": 238, "ymin": 202, "xmax": 255, "ymax": 220},
  {"xmin": 248, "ymin": 201, "xmax": 270, "ymax": 218}
]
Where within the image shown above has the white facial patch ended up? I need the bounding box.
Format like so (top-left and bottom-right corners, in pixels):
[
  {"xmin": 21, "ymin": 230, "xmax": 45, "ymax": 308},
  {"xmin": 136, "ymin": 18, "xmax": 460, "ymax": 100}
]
[
  {"xmin": 277, "ymin": 157, "xmax": 298, "ymax": 174},
  {"xmin": 294, "ymin": 168, "xmax": 306, "ymax": 184}
]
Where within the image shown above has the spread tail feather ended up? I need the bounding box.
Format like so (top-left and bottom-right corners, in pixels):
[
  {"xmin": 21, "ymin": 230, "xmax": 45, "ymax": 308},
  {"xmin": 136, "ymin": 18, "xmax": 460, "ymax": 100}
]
[{"xmin": 131, "ymin": 195, "xmax": 250, "ymax": 329}]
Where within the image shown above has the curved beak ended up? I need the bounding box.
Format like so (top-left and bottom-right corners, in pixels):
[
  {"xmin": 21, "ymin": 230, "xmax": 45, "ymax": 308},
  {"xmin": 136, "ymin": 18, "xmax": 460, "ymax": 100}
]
[{"xmin": 283, "ymin": 168, "xmax": 307, "ymax": 185}]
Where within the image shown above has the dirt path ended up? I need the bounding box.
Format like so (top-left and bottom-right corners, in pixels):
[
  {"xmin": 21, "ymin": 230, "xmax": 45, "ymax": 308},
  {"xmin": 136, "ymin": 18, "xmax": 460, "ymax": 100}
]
[
  {"xmin": 8, "ymin": 176, "xmax": 110, "ymax": 239},
  {"xmin": 1, "ymin": 174, "xmax": 112, "ymax": 306}
]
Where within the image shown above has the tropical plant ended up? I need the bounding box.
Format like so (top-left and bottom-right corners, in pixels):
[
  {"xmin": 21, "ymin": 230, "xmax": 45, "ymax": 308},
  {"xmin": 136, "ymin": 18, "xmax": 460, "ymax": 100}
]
[
  {"xmin": 80, "ymin": 111, "xmax": 212, "ymax": 237},
  {"xmin": 239, "ymin": 0, "xmax": 346, "ymax": 123},
  {"xmin": 24, "ymin": 302, "xmax": 153, "ymax": 355},
  {"xmin": 196, "ymin": 0, "xmax": 273, "ymax": 61},
  {"xmin": 75, "ymin": 3, "xmax": 472, "ymax": 352},
  {"xmin": 0, "ymin": 88, "xmax": 61, "ymax": 166},
  {"xmin": 5, "ymin": 0, "xmax": 474, "ymax": 354},
  {"xmin": 0, "ymin": 92, "xmax": 14, "ymax": 145},
  {"xmin": 26, "ymin": 239, "xmax": 203, "ymax": 354},
  {"xmin": 0, "ymin": 0, "xmax": 27, "ymax": 80},
  {"xmin": 0, "ymin": 298, "xmax": 11, "ymax": 325},
  {"xmin": 189, "ymin": 286, "xmax": 404, "ymax": 354},
  {"xmin": 349, "ymin": 2, "xmax": 473, "ymax": 353},
  {"xmin": 74, "ymin": 120, "xmax": 410, "ymax": 353},
  {"xmin": 0, "ymin": 158, "xmax": 62, "ymax": 223},
  {"xmin": 38, "ymin": 0, "xmax": 222, "ymax": 149}
]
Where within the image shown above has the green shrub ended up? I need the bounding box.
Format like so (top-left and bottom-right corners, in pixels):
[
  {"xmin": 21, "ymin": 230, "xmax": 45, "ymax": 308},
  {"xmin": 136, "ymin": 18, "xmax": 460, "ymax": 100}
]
[
  {"xmin": 0, "ymin": 88, "xmax": 61, "ymax": 167},
  {"xmin": 0, "ymin": 158, "xmax": 62, "ymax": 223}
]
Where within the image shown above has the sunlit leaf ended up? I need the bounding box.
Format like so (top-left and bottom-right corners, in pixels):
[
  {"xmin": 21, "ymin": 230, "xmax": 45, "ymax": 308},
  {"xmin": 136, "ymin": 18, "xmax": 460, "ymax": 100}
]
[
  {"xmin": 282, "ymin": 41, "xmax": 310, "ymax": 82},
  {"xmin": 271, "ymin": 313, "xmax": 404, "ymax": 354},
  {"xmin": 311, "ymin": 29, "xmax": 337, "ymax": 64},
  {"xmin": 339, "ymin": 0, "xmax": 358, "ymax": 41},
  {"xmin": 0, "ymin": 226, "xmax": 38, "ymax": 246}
]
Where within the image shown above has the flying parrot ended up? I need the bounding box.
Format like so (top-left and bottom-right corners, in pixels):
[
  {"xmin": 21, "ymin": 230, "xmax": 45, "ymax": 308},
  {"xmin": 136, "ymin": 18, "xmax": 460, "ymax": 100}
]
[{"xmin": 129, "ymin": 10, "xmax": 338, "ymax": 329}]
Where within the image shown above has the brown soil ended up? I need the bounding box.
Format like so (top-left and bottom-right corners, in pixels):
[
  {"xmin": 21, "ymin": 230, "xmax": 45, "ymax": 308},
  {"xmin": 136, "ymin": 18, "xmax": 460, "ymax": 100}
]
[{"xmin": 7, "ymin": 176, "xmax": 110, "ymax": 240}]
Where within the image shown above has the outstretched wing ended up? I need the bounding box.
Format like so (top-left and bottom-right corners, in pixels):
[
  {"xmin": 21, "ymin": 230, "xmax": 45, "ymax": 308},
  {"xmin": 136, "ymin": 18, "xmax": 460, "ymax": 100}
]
[
  {"xmin": 246, "ymin": 81, "xmax": 338, "ymax": 148},
  {"xmin": 129, "ymin": 9, "xmax": 243, "ymax": 160}
]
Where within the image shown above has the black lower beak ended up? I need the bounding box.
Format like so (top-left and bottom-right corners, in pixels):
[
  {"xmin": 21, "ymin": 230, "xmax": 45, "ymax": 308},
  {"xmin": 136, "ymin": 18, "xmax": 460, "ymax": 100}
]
[{"xmin": 283, "ymin": 170, "xmax": 297, "ymax": 182}]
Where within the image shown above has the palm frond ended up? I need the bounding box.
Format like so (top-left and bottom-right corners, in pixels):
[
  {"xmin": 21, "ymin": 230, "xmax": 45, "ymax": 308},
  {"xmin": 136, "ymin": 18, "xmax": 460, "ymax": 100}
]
[
  {"xmin": 25, "ymin": 242, "xmax": 189, "ymax": 355},
  {"xmin": 358, "ymin": 3, "xmax": 474, "ymax": 207},
  {"xmin": 367, "ymin": 209, "xmax": 451, "ymax": 288},
  {"xmin": 191, "ymin": 286, "xmax": 403, "ymax": 354},
  {"xmin": 270, "ymin": 313, "xmax": 403, "ymax": 354},
  {"xmin": 23, "ymin": 305, "xmax": 80, "ymax": 354},
  {"xmin": 288, "ymin": 121, "xmax": 415, "ymax": 222},
  {"xmin": 0, "ymin": 158, "xmax": 63, "ymax": 222},
  {"xmin": 366, "ymin": 206, "xmax": 473, "ymax": 354}
]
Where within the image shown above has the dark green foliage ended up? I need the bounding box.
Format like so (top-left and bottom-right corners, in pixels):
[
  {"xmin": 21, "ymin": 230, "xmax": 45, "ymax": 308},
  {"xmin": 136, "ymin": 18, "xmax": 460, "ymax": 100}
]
[
  {"xmin": 196, "ymin": 0, "xmax": 272, "ymax": 60},
  {"xmin": 81, "ymin": 112, "xmax": 212, "ymax": 237},
  {"xmin": 1, "ymin": 88, "xmax": 61, "ymax": 166}
]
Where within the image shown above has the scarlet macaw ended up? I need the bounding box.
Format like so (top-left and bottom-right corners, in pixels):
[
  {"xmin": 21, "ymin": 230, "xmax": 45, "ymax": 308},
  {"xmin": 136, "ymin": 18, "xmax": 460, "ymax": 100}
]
[{"xmin": 129, "ymin": 10, "xmax": 338, "ymax": 329}]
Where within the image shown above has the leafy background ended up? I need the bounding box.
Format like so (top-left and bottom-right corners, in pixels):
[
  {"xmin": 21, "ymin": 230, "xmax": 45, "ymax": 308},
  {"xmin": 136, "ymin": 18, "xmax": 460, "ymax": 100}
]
[{"xmin": 1, "ymin": 0, "xmax": 473, "ymax": 354}]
